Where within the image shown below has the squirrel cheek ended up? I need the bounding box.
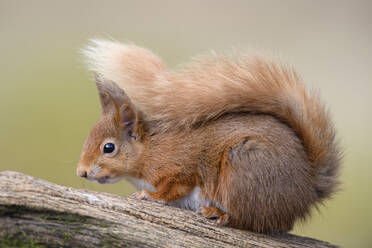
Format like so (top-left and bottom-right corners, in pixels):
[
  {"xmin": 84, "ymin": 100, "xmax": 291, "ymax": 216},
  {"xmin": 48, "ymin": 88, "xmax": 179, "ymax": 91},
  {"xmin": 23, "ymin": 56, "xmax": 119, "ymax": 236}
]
[{"xmin": 99, "ymin": 158, "xmax": 122, "ymax": 173}]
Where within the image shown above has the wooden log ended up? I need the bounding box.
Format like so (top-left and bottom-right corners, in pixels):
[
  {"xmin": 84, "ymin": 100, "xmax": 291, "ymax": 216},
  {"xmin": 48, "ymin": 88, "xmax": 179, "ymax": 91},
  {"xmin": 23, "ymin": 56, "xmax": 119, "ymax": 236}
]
[{"xmin": 0, "ymin": 171, "xmax": 337, "ymax": 247}]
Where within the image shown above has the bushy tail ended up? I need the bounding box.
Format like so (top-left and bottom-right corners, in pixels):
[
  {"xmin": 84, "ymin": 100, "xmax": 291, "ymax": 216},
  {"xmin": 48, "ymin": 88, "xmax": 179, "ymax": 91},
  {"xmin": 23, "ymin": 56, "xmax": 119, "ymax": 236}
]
[{"xmin": 83, "ymin": 40, "xmax": 342, "ymax": 199}]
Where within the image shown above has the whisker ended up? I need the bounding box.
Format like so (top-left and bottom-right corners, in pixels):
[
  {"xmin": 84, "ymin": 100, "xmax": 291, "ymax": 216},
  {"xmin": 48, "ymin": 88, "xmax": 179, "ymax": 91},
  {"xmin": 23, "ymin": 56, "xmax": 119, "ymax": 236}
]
[{"xmin": 89, "ymin": 164, "xmax": 102, "ymax": 178}]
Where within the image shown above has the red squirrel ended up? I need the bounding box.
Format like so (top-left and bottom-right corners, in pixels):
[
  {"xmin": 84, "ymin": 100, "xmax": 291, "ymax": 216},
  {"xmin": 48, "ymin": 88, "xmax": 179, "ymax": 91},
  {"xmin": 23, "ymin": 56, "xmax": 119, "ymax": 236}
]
[{"xmin": 77, "ymin": 40, "xmax": 341, "ymax": 233}]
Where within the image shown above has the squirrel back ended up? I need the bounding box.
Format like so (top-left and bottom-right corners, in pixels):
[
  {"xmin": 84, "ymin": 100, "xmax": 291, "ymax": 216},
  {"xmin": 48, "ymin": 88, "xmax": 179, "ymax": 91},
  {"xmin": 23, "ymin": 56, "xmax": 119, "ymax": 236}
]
[{"xmin": 83, "ymin": 40, "xmax": 341, "ymax": 201}]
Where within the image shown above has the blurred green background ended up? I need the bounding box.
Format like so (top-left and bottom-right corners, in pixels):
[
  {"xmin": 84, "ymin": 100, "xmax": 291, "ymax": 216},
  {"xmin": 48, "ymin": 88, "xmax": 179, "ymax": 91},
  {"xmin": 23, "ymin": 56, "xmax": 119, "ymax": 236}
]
[{"xmin": 1, "ymin": 1, "xmax": 371, "ymax": 247}]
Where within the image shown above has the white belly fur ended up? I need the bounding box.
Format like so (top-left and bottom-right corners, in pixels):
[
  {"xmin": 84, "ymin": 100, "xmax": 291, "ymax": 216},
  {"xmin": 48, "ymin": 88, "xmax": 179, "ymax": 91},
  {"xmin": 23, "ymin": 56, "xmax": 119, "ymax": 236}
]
[
  {"xmin": 125, "ymin": 177, "xmax": 223, "ymax": 211},
  {"xmin": 169, "ymin": 187, "xmax": 218, "ymax": 211}
]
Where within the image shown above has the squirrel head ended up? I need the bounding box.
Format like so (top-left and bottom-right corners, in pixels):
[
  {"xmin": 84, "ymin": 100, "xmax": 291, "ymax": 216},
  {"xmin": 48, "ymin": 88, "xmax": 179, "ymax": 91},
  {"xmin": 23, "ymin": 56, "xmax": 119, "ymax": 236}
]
[{"xmin": 77, "ymin": 76, "xmax": 145, "ymax": 184}]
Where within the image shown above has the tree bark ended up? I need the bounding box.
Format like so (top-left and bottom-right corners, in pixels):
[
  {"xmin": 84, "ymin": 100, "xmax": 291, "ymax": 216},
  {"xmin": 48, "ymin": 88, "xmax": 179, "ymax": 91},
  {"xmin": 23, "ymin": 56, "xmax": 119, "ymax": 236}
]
[{"xmin": 0, "ymin": 171, "xmax": 337, "ymax": 247}]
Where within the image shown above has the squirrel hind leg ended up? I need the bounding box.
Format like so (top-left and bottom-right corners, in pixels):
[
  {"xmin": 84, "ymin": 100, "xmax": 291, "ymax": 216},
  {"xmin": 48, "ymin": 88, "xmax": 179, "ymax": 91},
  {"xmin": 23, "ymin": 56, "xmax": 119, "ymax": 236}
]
[
  {"xmin": 218, "ymin": 136, "xmax": 317, "ymax": 233},
  {"xmin": 198, "ymin": 206, "xmax": 230, "ymax": 226}
]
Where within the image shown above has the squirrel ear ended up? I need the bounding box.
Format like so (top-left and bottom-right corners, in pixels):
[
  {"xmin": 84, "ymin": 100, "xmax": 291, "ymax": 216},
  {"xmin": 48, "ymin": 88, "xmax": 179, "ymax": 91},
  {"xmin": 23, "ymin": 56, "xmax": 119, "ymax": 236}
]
[
  {"xmin": 119, "ymin": 103, "xmax": 143, "ymax": 141},
  {"xmin": 94, "ymin": 75, "xmax": 144, "ymax": 140}
]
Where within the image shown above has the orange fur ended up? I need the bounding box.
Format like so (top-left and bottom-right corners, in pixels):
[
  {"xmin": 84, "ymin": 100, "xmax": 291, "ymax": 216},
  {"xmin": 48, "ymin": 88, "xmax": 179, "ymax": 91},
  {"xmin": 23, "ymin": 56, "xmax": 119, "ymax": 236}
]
[{"xmin": 77, "ymin": 40, "xmax": 342, "ymax": 233}]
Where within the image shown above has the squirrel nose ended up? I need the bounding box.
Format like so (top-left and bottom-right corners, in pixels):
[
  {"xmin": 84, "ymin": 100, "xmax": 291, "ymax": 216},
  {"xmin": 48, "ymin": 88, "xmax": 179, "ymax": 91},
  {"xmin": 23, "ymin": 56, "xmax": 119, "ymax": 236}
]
[{"xmin": 76, "ymin": 166, "xmax": 88, "ymax": 178}]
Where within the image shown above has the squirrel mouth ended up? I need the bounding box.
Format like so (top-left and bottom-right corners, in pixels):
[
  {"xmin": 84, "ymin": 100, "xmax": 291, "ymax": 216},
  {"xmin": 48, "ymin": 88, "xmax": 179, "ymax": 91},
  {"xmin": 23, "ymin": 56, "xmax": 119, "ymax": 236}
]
[
  {"xmin": 96, "ymin": 176, "xmax": 122, "ymax": 184},
  {"xmin": 97, "ymin": 176, "xmax": 110, "ymax": 184}
]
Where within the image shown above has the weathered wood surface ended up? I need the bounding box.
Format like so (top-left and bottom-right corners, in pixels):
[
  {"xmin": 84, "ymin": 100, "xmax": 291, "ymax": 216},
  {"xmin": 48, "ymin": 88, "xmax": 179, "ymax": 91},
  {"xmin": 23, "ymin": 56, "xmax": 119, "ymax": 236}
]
[{"xmin": 0, "ymin": 171, "xmax": 337, "ymax": 247}]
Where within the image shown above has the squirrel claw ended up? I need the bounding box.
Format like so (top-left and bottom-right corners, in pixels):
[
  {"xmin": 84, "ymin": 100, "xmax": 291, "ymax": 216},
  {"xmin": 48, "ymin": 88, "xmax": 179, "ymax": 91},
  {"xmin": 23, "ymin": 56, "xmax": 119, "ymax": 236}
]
[{"xmin": 216, "ymin": 214, "xmax": 230, "ymax": 226}]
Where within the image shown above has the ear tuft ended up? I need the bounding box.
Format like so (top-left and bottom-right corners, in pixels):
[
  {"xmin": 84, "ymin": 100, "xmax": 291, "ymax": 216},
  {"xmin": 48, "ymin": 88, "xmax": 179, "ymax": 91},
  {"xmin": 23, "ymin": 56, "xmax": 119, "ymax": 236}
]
[{"xmin": 95, "ymin": 77, "xmax": 130, "ymax": 115}]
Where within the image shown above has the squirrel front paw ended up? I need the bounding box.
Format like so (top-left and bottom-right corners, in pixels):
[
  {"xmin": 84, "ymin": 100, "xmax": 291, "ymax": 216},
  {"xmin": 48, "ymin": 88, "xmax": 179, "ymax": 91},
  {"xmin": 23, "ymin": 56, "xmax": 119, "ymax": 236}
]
[
  {"xmin": 198, "ymin": 206, "xmax": 230, "ymax": 226},
  {"xmin": 131, "ymin": 190, "xmax": 165, "ymax": 204},
  {"xmin": 131, "ymin": 190, "xmax": 150, "ymax": 200}
]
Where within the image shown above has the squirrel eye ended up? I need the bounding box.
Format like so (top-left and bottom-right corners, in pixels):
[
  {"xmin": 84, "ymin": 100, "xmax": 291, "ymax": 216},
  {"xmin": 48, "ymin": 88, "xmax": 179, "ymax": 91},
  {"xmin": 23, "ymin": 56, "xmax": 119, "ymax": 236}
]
[{"xmin": 103, "ymin": 143, "xmax": 115, "ymax": 154}]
